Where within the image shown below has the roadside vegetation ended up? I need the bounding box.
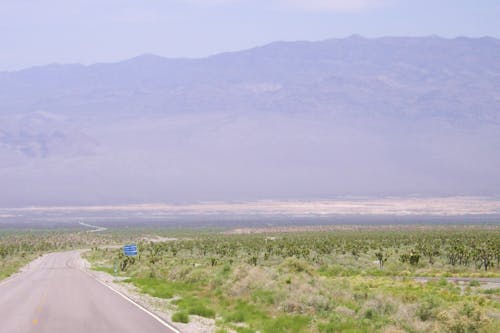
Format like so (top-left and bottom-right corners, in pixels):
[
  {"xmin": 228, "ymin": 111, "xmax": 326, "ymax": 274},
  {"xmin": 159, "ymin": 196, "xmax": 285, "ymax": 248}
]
[
  {"xmin": 0, "ymin": 229, "xmax": 118, "ymax": 281},
  {"xmin": 84, "ymin": 226, "xmax": 500, "ymax": 333}
]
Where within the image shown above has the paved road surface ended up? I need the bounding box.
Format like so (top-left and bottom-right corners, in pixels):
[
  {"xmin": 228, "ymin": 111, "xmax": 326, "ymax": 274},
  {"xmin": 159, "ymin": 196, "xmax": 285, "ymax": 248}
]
[{"xmin": 0, "ymin": 251, "xmax": 177, "ymax": 333}]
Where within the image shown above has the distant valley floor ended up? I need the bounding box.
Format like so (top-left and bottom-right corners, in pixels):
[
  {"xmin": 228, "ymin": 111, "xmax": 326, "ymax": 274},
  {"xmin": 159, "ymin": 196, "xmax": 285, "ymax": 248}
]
[{"xmin": 1, "ymin": 196, "xmax": 499, "ymax": 229}]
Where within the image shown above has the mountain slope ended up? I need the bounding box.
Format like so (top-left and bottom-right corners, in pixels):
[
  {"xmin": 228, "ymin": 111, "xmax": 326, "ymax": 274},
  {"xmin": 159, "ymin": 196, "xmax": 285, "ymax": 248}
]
[
  {"xmin": 0, "ymin": 36, "xmax": 499, "ymax": 206},
  {"xmin": 1, "ymin": 36, "xmax": 499, "ymax": 120}
]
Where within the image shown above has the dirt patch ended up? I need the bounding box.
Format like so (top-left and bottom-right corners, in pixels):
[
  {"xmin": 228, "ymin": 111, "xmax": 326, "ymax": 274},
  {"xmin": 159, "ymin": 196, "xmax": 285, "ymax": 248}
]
[{"xmin": 141, "ymin": 236, "xmax": 178, "ymax": 243}]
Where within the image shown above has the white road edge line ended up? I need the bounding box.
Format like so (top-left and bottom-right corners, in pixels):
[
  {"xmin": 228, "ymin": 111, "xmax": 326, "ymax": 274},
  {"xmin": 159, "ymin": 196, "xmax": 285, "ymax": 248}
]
[
  {"xmin": 82, "ymin": 269, "xmax": 182, "ymax": 333},
  {"xmin": 0, "ymin": 276, "xmax": 16, "ymax": 287}
]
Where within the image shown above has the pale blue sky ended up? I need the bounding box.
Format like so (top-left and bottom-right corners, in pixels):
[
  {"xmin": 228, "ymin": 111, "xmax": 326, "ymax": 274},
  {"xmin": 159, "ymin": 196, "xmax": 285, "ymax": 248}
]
[{"xmin": 1, "ymin": 0, "xmax": 499, "ymax": 70}]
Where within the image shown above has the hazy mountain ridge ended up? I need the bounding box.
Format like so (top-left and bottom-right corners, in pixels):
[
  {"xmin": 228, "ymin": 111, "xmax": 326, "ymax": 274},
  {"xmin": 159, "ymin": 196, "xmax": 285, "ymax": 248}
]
[
  {"xmin": 0, "ymin": 36, "xmax": 499, "ymax": 206},
  {"xmin": 1, "ymin": 36, "xmax": 499, "ymax": 120}
]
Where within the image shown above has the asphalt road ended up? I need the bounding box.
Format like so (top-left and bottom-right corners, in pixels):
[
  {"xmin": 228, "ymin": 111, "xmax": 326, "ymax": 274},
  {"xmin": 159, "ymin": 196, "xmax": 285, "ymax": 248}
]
[{"xmin": 0, "ymin": 251, "xmax": 178, "ymax": 333}]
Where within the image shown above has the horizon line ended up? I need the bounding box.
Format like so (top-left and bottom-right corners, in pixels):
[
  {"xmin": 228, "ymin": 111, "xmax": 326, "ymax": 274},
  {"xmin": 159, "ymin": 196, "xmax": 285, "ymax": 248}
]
[{"xmin": 2, "ymin": 34, "xmax": 498, "ymax": 73}]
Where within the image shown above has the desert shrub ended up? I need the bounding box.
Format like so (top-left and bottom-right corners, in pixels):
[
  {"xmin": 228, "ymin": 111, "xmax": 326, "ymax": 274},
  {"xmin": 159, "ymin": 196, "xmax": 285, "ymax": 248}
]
[
  {"xmin": 416, "ymin": 295, "xmax": 441, "ymax": 321},
  {"xmin": 282, "ymin": 300, "xmax": 306, "ymax": 313},
  {"xmin": 223, "ymin": 300, "xmax": 268, "ymax": 324},
  {"xmin": 362, "ymin": 295, "xmax": 396, "ymax": 318},
  {"xmin": 280, "ymin": 257, "xmax": 312, "ymax": 274},
  {"xmin": 319, "ymin": 314, "xmax": 370, "ymax": 333},
  {"xmin": 469, "ymin": 280, "xmax": 480, "ymax": 287},
  {"xmin": 168, "ymin": 265, "xmax": 193, "ymax": 280},
  {"xmin": 364, "ymin": 308, "xmax": 376, "ymax": 320},
  {"xmin": 252, "ymin": 289, "xmax": 276, "ymax": 305},
  {"xmin": 400, "ymin": 250, "xmax": 420, "ymax": 266},
  {"xmin": 335, "ymin": 305, "xmax": 356, "ymax": 317},
  {"xmin": 262, "ymin": 315, "xmax": 311, "ymax": 333},
  {"xmin": 184, "ymin": 269, "xmax": 207, "ymax": 284},
  {"xmin": 481, "ymin": 288, "xmax": 500, "ymax": 295},
  {"xmin": 172, "ymin": 312, "xmax": 189, "ymax": 323},
  {"xmin": 438, "ymin": 302, "xmax": 489, "ymax": 333},
  {"xmin": 225, "ymin": 310, "xmax": 246, "ymax": 323},
  {"xmin": 478, "ymin": 320, "xmax": 500, "ymax": 333},
  {"xmin": 222, "ymin": 264, "xmax": 231, "ymax": 275},
  {"xmin": 304, "ymin": 294, "xmax": 333, "ymax": 313},
  {"xmin": 188, "ymin": 304, "xmax": 216, "ymax": 318}
]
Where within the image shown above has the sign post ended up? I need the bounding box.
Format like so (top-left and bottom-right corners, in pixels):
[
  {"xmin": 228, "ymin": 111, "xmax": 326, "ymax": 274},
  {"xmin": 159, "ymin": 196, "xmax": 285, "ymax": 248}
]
[{"xmin": 123, "ymin": 244, "xmax": 138, "ymax": 256}]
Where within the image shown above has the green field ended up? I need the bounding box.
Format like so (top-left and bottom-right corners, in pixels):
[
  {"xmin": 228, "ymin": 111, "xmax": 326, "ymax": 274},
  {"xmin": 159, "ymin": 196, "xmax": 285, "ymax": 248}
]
[{"xmin": 83, "ymin": 226, "xmax": 500, "ymax": 333}]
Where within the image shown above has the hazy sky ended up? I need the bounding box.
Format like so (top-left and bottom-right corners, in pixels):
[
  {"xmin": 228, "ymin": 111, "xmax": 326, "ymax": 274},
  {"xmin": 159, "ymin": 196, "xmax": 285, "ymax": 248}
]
[{"xmin": 1, "ymin": 0, "xmax": 499, "ymax": 70}]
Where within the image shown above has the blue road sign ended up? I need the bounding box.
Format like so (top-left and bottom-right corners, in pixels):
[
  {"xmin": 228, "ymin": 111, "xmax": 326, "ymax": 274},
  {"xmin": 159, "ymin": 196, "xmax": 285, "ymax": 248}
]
[{"xmin": 123, "ymin": 244, "xmax": 138, "ymax": 256}]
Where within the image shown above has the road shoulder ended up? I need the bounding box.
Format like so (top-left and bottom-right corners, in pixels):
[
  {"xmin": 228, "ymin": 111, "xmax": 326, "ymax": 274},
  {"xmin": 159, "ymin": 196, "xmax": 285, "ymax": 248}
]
[{"xmin": 78, "ymin": 250, "xmax": 215, "ymax": 333}]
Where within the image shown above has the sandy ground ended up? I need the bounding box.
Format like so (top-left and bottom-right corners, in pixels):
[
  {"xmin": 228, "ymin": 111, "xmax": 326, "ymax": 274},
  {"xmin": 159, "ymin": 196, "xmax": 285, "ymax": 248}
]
[
  {"xmin": 79, "ymin": 222, "xmax": 108, "ymax": 232},
  {"xmin": 141, "ymin": 236, "xmax": 179, "ymax": 243},
  {"xmin": 225, "ymin": 224, "xmax": 499, "ymax": 234},
  {"xmin": 3, "ymin": 196, "xmax": 500, "ymax": 219}
]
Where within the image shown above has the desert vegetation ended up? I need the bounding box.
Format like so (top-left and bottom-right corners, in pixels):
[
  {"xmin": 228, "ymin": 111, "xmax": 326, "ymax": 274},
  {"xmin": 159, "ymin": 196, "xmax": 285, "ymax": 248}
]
[
  {"xmin": 85, "ymin": 227, "xmax": 500, "ymax": 333},
  {"xmin": 0, "ymin": 229, "xmax": 119, "ymax": 280}
]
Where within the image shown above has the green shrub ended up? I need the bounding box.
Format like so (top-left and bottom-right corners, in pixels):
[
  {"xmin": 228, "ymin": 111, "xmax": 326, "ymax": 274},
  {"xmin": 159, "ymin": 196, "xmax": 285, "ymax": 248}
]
[
  {"xmin": 481, "ymin": 288, "xmax": 500, "ymax": 295},
  {"xmin": 222, "ymin": 264, "xmax": 231, "ymax": 274},
  {"xmin": 416, "ymin": 296, "xmax": 441, "ymax": 321},
  {"xmin": 188, "ymin": 304, "xmax": 215, "ymax": 318},
  {"xmin": 318, "ymin": 314, "xmax": 369, "ymax": 333},
  {"xmin": 479, "ymin": 320, "xmax": 500, "ymax": 333},
  {"xmin": 172, "ymin": 312, "xmax": 189, "ymax": 323},
  {"xmin": 364, "ymin": 308, "xmax": 375, "ymax": 320},
  {"xmin": 280, "ymin": 257, "xmax": 311, "ymax": 274},
  {"xmin": 438, "ymin": 302, "xmax": 490, "ymax": 333},
  {"xmin": 226, "ymin": 310, "xmax": 246, "ymax": 323},
  {"xmin": 224, "ymin": 300, "xmax": 268, "ymax": 324},
  {"xmin": 128, "ymin": 277, "xmax": 192, "ymax": 299},
  {"xmin": 469, "ymin": 280, "xmax": 480, "ymax": 287},
  {"xmin": 252, "ymin": 289, "xmax": 276, "ymax": 305},
  {"xmin": 262, "ymin": 315, "xmax": 311, "ymax": 333}
]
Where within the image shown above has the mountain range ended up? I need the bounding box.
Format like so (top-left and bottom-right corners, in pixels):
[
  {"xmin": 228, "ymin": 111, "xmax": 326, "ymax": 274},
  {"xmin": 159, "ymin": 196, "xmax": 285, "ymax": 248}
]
[{"xmin": 1, "ymin": 36, "xmax": 499, "ymax": 207}]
